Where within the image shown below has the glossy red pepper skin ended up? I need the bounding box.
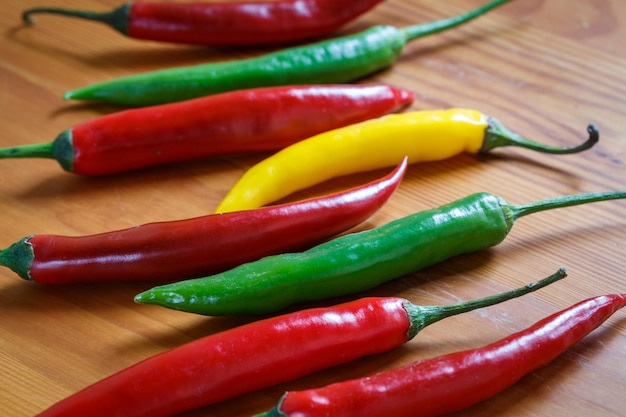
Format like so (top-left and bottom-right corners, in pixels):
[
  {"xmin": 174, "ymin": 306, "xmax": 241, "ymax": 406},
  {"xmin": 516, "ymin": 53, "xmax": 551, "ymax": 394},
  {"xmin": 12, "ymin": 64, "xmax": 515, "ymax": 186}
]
[
  {"xmin": 67, "ymin": 84, "xmax": 413, "ymax": 175},
  {"xmin": 2, "ymin": 159, "xmax": 406, "ymax": 284},
  {"xmin": 34, "ymin": 297, "xmax": 413, "ymax": 417},
  {"xmin": 0, "ymin": 84, "xmax": 412, "ymax": 174},
  {"xmin": 270, "ymin": 294, "xmax": 626, "ymax": 417},
  {"xmin": 24, "ymin": 0, "xmax": 385, "ymax": 46},
  {"xmin": 128, "ymin": 0, "xmax": 385, "ymax": 45},
  {"xmin": 33, "ymin": 270, "xmax": 565, "ymax": 417}
]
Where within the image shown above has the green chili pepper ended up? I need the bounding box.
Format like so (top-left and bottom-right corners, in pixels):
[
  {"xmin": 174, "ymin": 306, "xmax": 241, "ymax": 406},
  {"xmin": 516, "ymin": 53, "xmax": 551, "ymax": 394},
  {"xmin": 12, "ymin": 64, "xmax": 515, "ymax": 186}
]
[
  {"xmin": 135, "ymin": 191, "xmax": 626, "ymax": 316},
  {"xmin": 64, "ymin": 0, "xmax": 512, "ymax": 106}
]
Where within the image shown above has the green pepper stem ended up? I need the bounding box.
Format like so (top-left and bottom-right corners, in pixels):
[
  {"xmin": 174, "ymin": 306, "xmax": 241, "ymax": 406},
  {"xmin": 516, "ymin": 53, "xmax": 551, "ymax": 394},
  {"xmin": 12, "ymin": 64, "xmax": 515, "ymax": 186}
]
[
  {"xmin": 0, "ymin": 142, "xmax": 54, "ymax": 159},
  {"xmin": 405, "ymin": 267, "xmax": 567, "ymax": 339},
  {"xmin": 0, "ymin": 131, "xmax": 74, "ymax": 172},
  {"xmin": 402, "ymin": 0, "xmax": 512, "ymax": 42},
  {"xmin": 0, "ymin": 238, "xmax": 34, "ymax": 281},
  {"xmin": 482, "ymin": 119, "xmax": 599, "ymax": 154},
  {"xmin": 512, "ymin": 191, "xmax": 626, "ymax": 220},
  {"xmin": 22, "ymin": 4, "xmax": 130, "ymax": 35}
]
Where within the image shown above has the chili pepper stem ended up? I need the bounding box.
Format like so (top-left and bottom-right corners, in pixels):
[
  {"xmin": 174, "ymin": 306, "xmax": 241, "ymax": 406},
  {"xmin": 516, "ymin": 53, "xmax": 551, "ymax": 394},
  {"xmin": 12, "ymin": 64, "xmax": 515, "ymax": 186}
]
[
  {"xmin": 402, "ymin": 0, "xmax": 512, "ymax": 42},
  {"xmin": 0, "ymin": 142, "xmax": 53, "ymax": 159},
  {"xmin": 511, "ymin": 191, "xmax": 626, "ymax": 220},
  {"xmin": 405, "ymin": 267, "xmax": 567, "ymax": 338},
  {"xmin": 22, "ymin": 5, "xmax": 130, "ymax": 35},
  {"xmin": 482, "ymin": 120, "xmax": 599, "ymax": 154},
  {"xmin": 0, "ymin": 130, "xmax": 74, "ymax": 171},
  {"xmin": 0, "ymin": 238, "xmax": 33, "ymax": 281}
]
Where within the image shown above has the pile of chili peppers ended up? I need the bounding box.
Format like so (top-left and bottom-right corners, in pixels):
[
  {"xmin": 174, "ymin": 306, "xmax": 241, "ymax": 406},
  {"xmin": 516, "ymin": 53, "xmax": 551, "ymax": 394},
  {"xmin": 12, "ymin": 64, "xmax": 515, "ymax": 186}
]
[
  {"xmin": 136, "ymin": 190, "xmax": 626, "ymax": 315},
  {"xmin": 2, "ymin": 0, "xmax": 624, "ymax": 416},
  {"xmin": 255, "ymin": 293, "xmax": 626, "ymax": 417},
  {"xmin": 0, "ymin": 160, "xmax": 407, "ymax": 283},
  {"xmin": 49, "ymin": 0, "xmax": 513, "ymax": 106},
  {"xmin": 30, "ymin": 270, "xmax": 571, "ymax": 417}
]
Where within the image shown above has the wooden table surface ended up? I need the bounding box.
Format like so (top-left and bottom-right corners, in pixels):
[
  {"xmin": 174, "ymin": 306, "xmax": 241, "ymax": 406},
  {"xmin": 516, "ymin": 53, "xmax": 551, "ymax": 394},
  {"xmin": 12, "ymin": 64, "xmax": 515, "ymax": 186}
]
[{"xmin": 1, "ymin": 1, "xmax": 625, "ymax": 416}]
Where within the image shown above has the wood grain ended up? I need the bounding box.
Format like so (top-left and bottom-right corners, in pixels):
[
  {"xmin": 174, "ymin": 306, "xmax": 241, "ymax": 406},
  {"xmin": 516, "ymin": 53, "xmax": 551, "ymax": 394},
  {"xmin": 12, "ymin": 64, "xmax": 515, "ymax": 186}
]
[{"xmin": 1, "ymin": 1, "xmax": 625, "ymax": 416}]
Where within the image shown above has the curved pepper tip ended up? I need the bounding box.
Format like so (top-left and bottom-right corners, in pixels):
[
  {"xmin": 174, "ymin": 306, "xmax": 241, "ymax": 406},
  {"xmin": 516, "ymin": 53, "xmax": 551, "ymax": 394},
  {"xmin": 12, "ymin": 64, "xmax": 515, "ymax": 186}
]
[
  {"xmin": 396, "ymin": 88, "xmax": 415, "ymax": 107},
  {"xmin": 133, "ymin": 291, "xmax": 152, "ymax": 304}
]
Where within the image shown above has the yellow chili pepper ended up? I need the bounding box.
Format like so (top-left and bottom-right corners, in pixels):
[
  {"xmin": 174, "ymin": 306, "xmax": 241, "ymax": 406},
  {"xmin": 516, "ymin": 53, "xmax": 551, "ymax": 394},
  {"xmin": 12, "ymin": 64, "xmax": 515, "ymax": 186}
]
[{"xmin": 216, "ymin": 109, "xmax": 598, "ymax": 213}]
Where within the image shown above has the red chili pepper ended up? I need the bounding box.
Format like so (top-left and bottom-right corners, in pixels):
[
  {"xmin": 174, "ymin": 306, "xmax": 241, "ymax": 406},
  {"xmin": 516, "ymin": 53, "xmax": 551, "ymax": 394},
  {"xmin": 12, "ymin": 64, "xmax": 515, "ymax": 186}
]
[
  {"xmin": 31, "ymin": 269, "xmax": 565, "ymax": 417},
  {"xmin": 0, "ymin": 84, "xmax": 413, "ymax": 175},
  {"xmin": 23, "ymin": 0, "xmax": 385, "ymax": 45},
  {"xmin": 0, "ymin": 159, "xmax": 406, "ymax": 284},
  {"xmin": 260, "ymin": 293, "xmax": 626, "ymax": 417}
]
